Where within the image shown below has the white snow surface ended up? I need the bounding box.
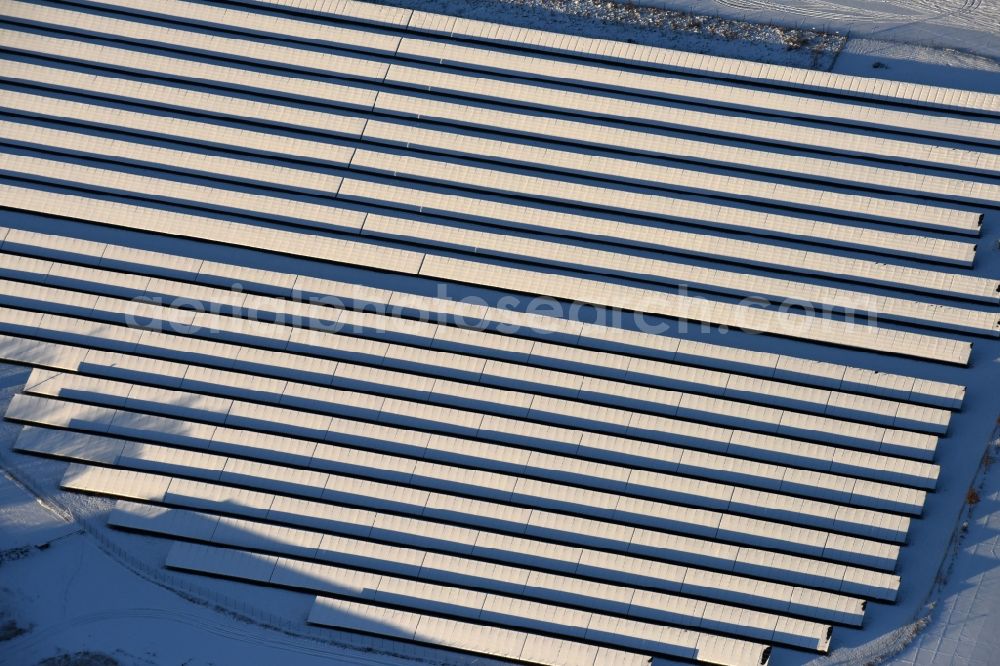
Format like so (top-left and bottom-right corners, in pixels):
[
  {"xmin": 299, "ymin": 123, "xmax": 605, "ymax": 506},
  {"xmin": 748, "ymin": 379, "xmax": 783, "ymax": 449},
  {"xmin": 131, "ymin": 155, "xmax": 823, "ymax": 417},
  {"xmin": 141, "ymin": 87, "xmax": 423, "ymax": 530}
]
[
  {"xmin": 892, "ymin": 444, "xmax": 1000, "ymax": 666},
  {"xmin": 627, "ymin": 0, "xmax": 1000, "ymax": 60}
]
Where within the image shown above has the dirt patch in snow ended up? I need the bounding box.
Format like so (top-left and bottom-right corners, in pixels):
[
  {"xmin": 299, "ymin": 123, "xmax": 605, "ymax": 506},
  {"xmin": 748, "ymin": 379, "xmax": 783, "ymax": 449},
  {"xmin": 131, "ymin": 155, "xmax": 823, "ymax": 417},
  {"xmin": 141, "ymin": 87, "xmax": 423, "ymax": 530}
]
[
  {"xmin": 374, "ymin": 0, "xmax": 846, "ymax": 68},
  {"xmin": 37, "ymin": 652, "xmax": 120, "ymax": 666}
]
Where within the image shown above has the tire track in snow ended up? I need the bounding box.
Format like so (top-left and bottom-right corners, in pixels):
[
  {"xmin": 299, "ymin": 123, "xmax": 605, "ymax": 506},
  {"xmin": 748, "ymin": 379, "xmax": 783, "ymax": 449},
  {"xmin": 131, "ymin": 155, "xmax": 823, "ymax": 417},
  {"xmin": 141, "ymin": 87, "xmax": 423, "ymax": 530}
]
[
  {"xmin": 0, "ymin": 608, "xmax": 425, "ymax": 666},
  {"xmin": 713, "ymin": 0, "xmax": 991, "ymax": 29}
]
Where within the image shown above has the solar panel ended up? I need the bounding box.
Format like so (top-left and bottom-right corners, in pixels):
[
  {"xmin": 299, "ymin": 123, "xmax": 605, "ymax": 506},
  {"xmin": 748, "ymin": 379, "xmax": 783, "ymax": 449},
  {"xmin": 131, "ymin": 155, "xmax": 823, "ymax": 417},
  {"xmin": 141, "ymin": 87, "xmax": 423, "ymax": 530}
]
[
  {"xmin": 350, "ymin": 154, "xmax": 976, "ymax": 264},
  {"xmin": 311, "ymin": 596, "xmax": 655, "ymax": 666},
  {"xmin": 2, "ymin": 322, "xmax": 924, "ymax": 512},
  {"xmin": 164, "ymin": 541, "xmax": 772, "ymax": 663},
  {"xmin": 114, "ymin": 500, "xmax": 831, "ymax": 646},
  {"xmin": 2, "ymin": 222, "xmax": 966, "ymax": 408},
  {"xmin": 0, "ymin": 30, "xmax": 377, "ymax": 112},
  {"xmin": 0, "ymin": 110, "xmax": 349, "ymax": 193},
  {"xmin": 64, "ymin": 461, "xmax": 887, "ymax": 609},
  {"xmin": 359, "ymin": 212, "xmax": 996, "ymax": 335},
  {"xmin": 0, "ymin": 150, "xmax": 359, "ymax": 234},
  {"xmin": 47, "ymin": 399, "xmax": 902, "ymax": 572},
  {"xmin": 87, "ymin": 0, "xmax": 404, "ymax": 55},
  {"xmin": 381, "ymin": 65, "xmax": 992, "ymax": 177},
  {"xmin": 0, "ymin": 7, "xmax": 988, "ymax": 655},
  {"xmin": 391, "ymin": 39, "xmax": 997, "ymax": 149},
  {"xmin": 423, "ymin": 10, "xmax": 999, "ymax": 115},
  {"xmin": 358, "ymin": 118, "xmax": 971, "ymax": 232},
  {"xmin": 3, "ymin": 2, "xmax": 390, "ymax": 82},
  {"xmin": 0, "ymin": 311, "xmax": 940, "ymax": 500},
  {"xmin": 14, "ymin": 423, "xmax": 124, "ymax": 463},
  {"xmin": 371, "ymin": 93, "xmax": 1000, "ymax": 206},
  {"xmin": 0, "ymin": 60, "xmax": 368, "ymax": 140},
  {"xmin": 420, "ymin": 255, "xmax": 972, "ymax": 365}
]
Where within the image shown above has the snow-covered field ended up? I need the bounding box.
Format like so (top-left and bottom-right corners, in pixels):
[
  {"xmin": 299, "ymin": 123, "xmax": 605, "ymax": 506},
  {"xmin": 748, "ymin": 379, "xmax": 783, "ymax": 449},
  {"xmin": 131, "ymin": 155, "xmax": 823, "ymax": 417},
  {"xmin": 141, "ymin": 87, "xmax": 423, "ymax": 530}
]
[
  {"xmin": 629, "ymin": 0, "xmax": 1000, "ymax": 60},
  {"xmin": 892, "ymin": 439, "xmax": 1000, "ymax": 666}
]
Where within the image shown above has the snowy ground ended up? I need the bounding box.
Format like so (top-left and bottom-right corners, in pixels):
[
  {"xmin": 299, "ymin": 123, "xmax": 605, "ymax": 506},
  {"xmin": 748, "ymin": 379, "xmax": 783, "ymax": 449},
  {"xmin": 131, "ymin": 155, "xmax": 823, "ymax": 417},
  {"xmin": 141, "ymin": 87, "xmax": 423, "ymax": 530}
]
[
  {"xmin": 627, "ymin": 0, "xmax": 1000, "ymax": 60},
  {"xmin": 892, "ymin": 438, "xmax": 1000, "ymax": 666},
  {"xmin": 376, "ymin": 0, "xmax": 848, "ymax": 68}
]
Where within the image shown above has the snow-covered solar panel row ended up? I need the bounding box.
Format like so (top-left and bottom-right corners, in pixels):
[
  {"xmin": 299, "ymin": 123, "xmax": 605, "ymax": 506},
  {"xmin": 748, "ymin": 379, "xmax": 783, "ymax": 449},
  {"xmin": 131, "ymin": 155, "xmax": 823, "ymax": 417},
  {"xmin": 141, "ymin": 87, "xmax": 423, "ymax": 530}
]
[
  {"xmin": 80, "ymin": 0, "xmax": 1000, "ymax": 154},
  {"xmin": 311, "ymin": 596, "xmax": 655, "ymax": 666},
  {"xmin": 422, "ymin": 256, "xmax": 973, "ymax": 367},
  {"xmin": 371, "ymin": 93, "xmax": 1000, "ymax": 207},
  {"xmin": 0, "ymin": 80, "xmax": 973, "ymax": 243},
  {"xmin": 0, "ymin": 183, "xmax": 422, "ymax": 272},
  {"xmin": 0, "ymin": 117, "xmax": 346, "ymax": 195},
  {"xmin": 53, "ymin": 460, "xmax": 897, "ymax": 602},
  {"xmin": 244, "ymin": 0, "xmax": 999, "ymax": 114},
  {"xmin": 9, "ymin": 0, "xmax": 993, "ymax": 179},
  {"xmin": 0, "ymin": 61, "xmax": 369, "ymax": 140},
  {"xmin": 0, "ymin": 186, "xmax": 971, "ymax": 364},
  {"xmin": 245, "ymin": 0, "xmax": 416, "ymax": 28},
  {"xmin": 0, "ymin": 249, "xmax": 957, "ymax": 438},
  {"xmin": 86, "ymin": 0, "xmax": 405, "ymax": 56},
  {"xmin": 0, "ymin": 29, "xmax": 379, "ymax": 112},
  {"xmin": 162, "ymin": 541, "xmax": 772, "ymax": 664},
  {"xmin": 358, "ymin": 119, "xmax": 971, "ymax": 233},
  {"xmin": 338, "ymin": 177, "xmax": 998, "ymax": 303},
  {"xmin": 381, "ymin": 64, "xmax": 994, "ymax": 179},
  {"xmin": 0, "ymin": 4, "xmax": 991, "ymax": 660},
  {"xmin": 0, "ymin": 15, "xmax": 990, "ymax": 223},
  {"xmin": 0, "ymin": 75, "xmax": 977, "ymax": 264},
  {"xmin": 0, "ymin": 151, "xmax": 362, "ymax": 234},
  {"xmin": 90, "ymin": 303, "xmax": 928, "ymax": 455},
  {"xmin": 6, "ymin": 60, "xmax": 998, "ymax": 219},
  {"xmin": 0, "ymin": 309, "xmax": 940, "ymax": 504},
  {"xmin": 0, "ymin": 294, "xmax": 945, "ymax": 489},
  {"xmin": 13, "ymin": 382, "xmax": 903, "ymax": 574},
  {"xmin": 8, "ymin": 323, "xmax": 919, "ymax": 512},
  {"xmin": 17, "ymin": 426, "xmax": 878, "ymax": 616},
  {"xmin": 416, "ymin": 13, "xmax": 1000, "ymax": 116},
  {"xmin": 1, "ymin": 2, "xmax": 391, "ymax": 83},
  {"xmin": 348, "ymin": 150, "xmax": 977, "ymax": 265},
  {"xmin": 4, "ymin": 88, "xmax": 994, "ymax": 308},
  {"xmin": 10, "ymin": 370, "xmax": 911, "ymax": 555},
  {"xmin": 390, "ymin": 38, "xmax": 999, "ymax": 148},
  {"xmin": 9, "ymin": 120, "xmax": 984, "ymax": 335},
  {"xmin": 63, "ymin": 438, "xmax": 890, "ymax": 615},
  {"xmin": 107, "ymin": 501, "xmax": 832, "ymax": 649},
  {"xmin": 0, "ymin": 90, "xmax": 359, "ymax": 172},
  {"xmin": 0, "ymin": 221, "xmax": 967, "ymax": 411},
  {"xmin": 4, "ymin": 343, "xmax": 921, "ymax": 536},
  {"xmin": 359, "ymin": 212, "xmax": 998, "ymax": 336}
]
